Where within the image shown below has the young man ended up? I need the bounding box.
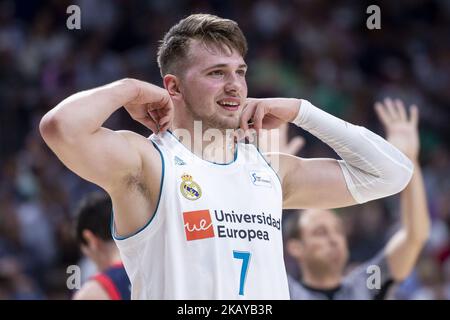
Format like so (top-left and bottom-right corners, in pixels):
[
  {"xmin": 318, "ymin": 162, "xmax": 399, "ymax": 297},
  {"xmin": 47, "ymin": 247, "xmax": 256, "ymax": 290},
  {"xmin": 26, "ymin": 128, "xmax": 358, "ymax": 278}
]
[
  {"xmin": 40, "ymin": 14, "xmax": 413, "ymax": 299},
  {"xmin": 72, "ymin": 192, "xmax": 130, "ymax": 300},
  {"xmin": 285, "ymin": 100, "xmax": 430, "ymax": 299}
]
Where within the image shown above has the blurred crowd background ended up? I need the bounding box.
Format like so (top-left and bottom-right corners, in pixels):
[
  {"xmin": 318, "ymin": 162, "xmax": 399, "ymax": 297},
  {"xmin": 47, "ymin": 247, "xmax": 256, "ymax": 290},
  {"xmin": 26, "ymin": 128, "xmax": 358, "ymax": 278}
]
[{"xmin": 0, "ymin": 0, "xmax": 448, "ymax": 299}]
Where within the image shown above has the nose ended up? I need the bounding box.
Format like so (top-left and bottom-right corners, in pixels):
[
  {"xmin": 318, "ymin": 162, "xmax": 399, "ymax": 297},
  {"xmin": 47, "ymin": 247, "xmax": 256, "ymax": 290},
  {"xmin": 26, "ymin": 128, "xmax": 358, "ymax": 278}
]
[
  {"xmin": 328, "ymin": 234, "xmax": 340, "ymax": 247},
  {"xmin": 224, "ymin": 73, "xmax": 242, "ymax": 95}
]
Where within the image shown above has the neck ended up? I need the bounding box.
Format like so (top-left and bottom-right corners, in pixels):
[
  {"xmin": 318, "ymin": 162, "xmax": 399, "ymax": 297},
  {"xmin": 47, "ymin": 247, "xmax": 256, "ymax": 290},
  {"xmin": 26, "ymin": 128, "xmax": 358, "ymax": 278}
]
[
  {"xmin": 95, "ymin": 244, "xmax": 122, "ymax": 272},
  {"xmin": 172, "ymin": 118, "xmax": 237, "ymax": 164},
  {"xmin": 300, "ymin": 264, "xmax": 342, "ymax": 290}
]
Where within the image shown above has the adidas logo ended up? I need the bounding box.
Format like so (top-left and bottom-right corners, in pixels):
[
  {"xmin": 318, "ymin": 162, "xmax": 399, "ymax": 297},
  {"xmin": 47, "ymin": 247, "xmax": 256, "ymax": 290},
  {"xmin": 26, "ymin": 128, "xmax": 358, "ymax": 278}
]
[{"xmin": 174, "ymin": 156, "xmax": 186, "ymax": 166}]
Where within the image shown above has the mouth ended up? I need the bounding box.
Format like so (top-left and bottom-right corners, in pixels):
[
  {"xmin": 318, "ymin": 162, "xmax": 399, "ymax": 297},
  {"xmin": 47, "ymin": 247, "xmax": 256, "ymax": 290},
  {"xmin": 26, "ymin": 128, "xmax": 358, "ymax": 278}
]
[{"xmin": 216, "ymin": 98, "xmax": 240, "ymax": 112}]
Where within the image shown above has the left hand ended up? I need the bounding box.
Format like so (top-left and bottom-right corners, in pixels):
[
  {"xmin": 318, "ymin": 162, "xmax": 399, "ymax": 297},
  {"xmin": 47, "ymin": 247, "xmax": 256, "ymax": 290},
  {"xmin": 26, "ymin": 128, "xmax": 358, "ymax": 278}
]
[
  {"xmin": 375, "ymin": 98, "xmax": 420, "ymax": 161},
  {"xmin": 239, "ymin": 98, "xmax": 300, "ymax": 133}
]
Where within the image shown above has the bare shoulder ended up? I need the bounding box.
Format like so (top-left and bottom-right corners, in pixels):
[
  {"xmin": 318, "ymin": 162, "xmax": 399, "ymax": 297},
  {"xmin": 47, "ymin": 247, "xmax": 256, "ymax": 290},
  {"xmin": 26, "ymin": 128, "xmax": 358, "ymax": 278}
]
[
  {"xmin": 72, "ymin": 280, "xmax": 111, "ymax": 300},
  {"xmin": 116, "ymin": 130, "xmax": 161, "ymax": 173},
  {"xmin": 116, "ymin": 130, "xmax": 156, "ymax": 154}
]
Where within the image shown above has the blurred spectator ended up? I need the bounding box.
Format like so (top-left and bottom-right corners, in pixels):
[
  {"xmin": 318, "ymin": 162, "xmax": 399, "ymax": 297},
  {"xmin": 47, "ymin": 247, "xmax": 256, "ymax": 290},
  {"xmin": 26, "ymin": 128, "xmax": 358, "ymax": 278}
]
[{"xmin": 284, "ymin": 99, "xmax": 430, "ymax": 299}]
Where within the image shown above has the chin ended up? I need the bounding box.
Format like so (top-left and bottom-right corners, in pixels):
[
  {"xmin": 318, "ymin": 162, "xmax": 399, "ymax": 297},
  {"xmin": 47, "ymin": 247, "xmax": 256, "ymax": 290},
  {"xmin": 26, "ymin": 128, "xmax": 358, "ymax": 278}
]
[
  {"xmin": 224, "ymin": 120, "xmax": 240, "ymax": 130},
  {"xmin": 209, "ymin": 115, "xmax": 240, "ymax": 130}
]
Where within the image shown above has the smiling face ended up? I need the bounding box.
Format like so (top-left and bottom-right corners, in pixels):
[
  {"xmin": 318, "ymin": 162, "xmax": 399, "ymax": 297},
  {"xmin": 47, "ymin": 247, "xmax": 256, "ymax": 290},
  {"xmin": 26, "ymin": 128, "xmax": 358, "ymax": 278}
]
[
  {"xmin": 303, "ymin": 210, "xmax": 349, "ymax": 275},
  {"xmin": 172, "ymin": 40, "xmax": 248, "ymax": 130},
  {"xmin": 288, "ymin": 209, "xmax": 349, "ymax": 276}
]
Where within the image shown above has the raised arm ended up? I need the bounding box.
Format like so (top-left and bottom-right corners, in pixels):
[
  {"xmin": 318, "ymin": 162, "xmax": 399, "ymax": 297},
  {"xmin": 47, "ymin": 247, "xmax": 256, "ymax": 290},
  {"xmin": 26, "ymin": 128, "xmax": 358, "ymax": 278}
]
[
  {"xmin": 375, "ymin": 99, "xmax": 430, "ymax": 281},
  {"xmin": 240, "ymin": 98, "xmax": 413, "ymax": 209},
  {"xmin": 39, "ymin": 78, "xmax": 173, "ymax": 235}
]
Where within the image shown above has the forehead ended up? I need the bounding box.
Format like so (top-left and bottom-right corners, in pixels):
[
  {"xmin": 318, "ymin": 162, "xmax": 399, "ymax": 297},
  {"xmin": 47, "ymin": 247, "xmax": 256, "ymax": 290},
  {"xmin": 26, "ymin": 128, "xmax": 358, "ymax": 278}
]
[
  {"xmin": 185, "ymin": 40, "xmax": 246, "ymax": 71},
  {"xmin": 300, "ymin": 210, "xmax": 342, "ymax": 231}
]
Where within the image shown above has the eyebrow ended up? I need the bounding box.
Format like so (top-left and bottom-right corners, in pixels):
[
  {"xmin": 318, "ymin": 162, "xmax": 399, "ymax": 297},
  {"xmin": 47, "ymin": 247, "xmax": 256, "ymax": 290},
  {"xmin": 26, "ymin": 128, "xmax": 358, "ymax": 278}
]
[{"xmin": 202, "ymin": 63, "xmax": 248, "ymax": 72}]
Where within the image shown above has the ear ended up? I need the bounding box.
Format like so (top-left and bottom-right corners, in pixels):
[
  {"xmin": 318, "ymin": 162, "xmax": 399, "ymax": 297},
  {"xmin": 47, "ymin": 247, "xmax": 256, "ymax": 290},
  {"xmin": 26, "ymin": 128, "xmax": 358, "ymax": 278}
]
[
  {"xmin": 82, "ymin": 230, "xmax": 99, "ymax": 250},
  {"xmin": 163, "ymin": 74, "xmax": 183, "ymax": 100},
  {"xmin": 286, "ymin": 239, "xmax": 304, "ymax": 260}
]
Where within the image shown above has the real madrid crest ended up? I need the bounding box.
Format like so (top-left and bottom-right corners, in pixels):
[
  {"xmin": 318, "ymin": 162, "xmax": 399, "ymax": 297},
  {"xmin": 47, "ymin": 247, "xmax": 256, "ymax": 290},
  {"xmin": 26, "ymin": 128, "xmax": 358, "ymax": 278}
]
[{"xmin": 180, "ymin": 173, "xmax": 202, "ymax": 200}]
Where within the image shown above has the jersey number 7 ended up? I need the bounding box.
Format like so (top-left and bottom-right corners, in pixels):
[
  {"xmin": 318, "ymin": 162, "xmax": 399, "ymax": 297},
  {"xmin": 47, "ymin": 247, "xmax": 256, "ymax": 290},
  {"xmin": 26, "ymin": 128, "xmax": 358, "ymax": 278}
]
[{"xmin": 233, "ymin": 250, "xmax": 251, "ymax": 296}]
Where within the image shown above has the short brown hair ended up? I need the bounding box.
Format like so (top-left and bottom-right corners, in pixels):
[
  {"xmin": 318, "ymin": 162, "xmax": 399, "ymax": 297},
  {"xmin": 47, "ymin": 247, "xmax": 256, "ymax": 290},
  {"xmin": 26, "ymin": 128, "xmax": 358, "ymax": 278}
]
[
  {"xmin": 284, "ymin": 211, "xmax": 304, "ymax": 241},
  {"xmin": 157, "ymin": 14, "xmax": 248, "ymax": 77}
]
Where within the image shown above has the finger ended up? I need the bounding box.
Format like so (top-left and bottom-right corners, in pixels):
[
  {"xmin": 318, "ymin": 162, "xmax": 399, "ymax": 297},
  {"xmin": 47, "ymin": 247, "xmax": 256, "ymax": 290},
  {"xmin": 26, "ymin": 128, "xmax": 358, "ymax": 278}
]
[
  {"xmin": 157, "ymin": 99, "xmax": 174, "ymax": 113},
  {"xmin": 286, "ymin": 136, "xmax": 305, "ymax": 156},
  {"xmin": 279, "ymin": 124, "xmax": 288, "ymax": 146},
  {"xmin": 138, "ymin": 116, "xmax": 159, "ymax": 133},
  {"xmin": 252, "ymin": 104, "xmax": 266, "ymax": 134},
  {"xmin": 158, "ymin": 122, "xmax": 170, "ymax": 132},
  {"xmin": 374, "ymin": 102, "xmax": 391, "ymax": 125},
  {"xmin": 146, "ymin": 109, "xmax": 161, "ymax": 132},
  {"xmin": 159, "ymin": 121, "xmax": 171, "ymax": 132},
  {"xmin": 384, "ymin": 97, "xmax": 398, "ymax": 121},
  {"xmin": 149, "ymin": 94, "xmax": 171, "ymax": 110},
  {"xmin": 158, "ymin": 114, "xmax": 172, "ymax": 127},
  {"xmin": 148, "ymin": 109, "xmax": 160, "ymax": 123},
  {"xmin": 240, "ymin": 101, "xmax": 257, "ymax": 131},
  {"xmin": 394, "ymin": 99, "xmax": 407, "ymax": 121},
  {"xmin": 410, "ymin": 104, "xmax": 419, "ymax": 127}
]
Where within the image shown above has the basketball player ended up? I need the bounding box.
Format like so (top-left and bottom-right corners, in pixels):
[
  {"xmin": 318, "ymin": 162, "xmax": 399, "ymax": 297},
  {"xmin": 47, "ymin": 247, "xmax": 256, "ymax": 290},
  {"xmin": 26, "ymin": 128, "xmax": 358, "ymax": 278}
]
[
  {"xmin": 72, "ymin": 192, "xmax": 130, "ymax": 300},
  {"xmin": 40, "ymin": 14, "xmax": 413, "ymax": 299},
  {"xmin": 286, "ymin": 99, "xmax": 430, "ymax": 299}
]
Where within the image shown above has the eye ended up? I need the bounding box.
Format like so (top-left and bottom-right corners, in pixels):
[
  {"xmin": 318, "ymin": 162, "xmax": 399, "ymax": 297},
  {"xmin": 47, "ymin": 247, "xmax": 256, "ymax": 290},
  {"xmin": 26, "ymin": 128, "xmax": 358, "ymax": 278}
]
[
  {"xmin": 209, "ymin": 70, "xmax": 224, "ymax": 76},
  {"xmin": 236, "ymin": 69, "xmax": 246, "ymax": 76},
  {"xmin": 313, "ymin": 227, "xmax": 327, "ymax": 237}
]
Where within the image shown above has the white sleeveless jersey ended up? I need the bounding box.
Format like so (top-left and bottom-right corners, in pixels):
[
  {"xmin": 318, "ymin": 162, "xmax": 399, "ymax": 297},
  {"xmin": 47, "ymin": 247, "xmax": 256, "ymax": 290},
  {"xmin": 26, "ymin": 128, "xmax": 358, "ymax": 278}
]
[{"xmin": 113, "ymin": 131, "xmax": 290, "ymax": 299}]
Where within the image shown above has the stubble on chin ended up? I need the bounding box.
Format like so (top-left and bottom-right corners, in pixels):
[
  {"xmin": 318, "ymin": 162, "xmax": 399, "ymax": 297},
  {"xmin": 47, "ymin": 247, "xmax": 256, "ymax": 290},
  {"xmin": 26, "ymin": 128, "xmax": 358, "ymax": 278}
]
[
  {"xmin": 206, "ymin": 113, "xmax": 240, "ymax": 130},
  {"xmin": 186, "ymin": 102, "xmax": 241, "ymax": 130}
]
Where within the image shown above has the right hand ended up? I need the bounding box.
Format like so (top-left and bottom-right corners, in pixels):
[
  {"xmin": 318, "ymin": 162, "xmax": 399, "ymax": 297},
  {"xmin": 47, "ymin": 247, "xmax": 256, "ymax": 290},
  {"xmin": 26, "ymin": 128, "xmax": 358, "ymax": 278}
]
[
  {"xmin": 374, "ymin": 98, "xmax": 419, "ymax": 162},
  {"xmin": 123, "ymin": 79, "xmax": 174, "ymax": 133}
]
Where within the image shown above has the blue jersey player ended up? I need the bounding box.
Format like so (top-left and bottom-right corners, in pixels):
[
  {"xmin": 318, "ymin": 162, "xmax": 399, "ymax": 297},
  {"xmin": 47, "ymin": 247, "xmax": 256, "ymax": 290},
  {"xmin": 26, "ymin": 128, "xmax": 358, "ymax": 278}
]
[{"xmin": 72, "ymin": 192, "xmax": 130, "ymax": 300}]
